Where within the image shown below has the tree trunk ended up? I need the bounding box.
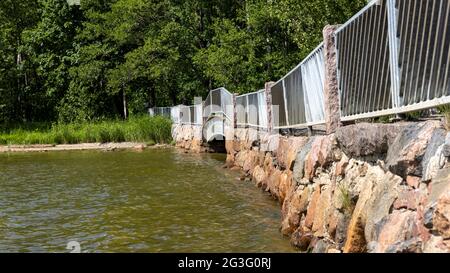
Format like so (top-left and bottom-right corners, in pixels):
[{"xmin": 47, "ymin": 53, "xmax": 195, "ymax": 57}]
[{"xmin": 122, "ymin": 89, "xmax": 128, "ymax": 120}]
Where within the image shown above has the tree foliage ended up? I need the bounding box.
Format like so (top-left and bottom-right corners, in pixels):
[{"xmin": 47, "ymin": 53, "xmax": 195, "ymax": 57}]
[{"xmin": 0, "ymin": 0, "xmax": 367, "ymax": 123}]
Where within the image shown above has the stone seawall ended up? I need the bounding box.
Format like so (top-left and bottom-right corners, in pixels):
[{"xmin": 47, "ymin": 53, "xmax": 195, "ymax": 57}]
[
  {"xmin": 173, "ymin": 121, "xmax": 450, "ymax": 253},
  {"xmin": 172, "ymin": 124, "xmax": 204, "ymax": 153}
]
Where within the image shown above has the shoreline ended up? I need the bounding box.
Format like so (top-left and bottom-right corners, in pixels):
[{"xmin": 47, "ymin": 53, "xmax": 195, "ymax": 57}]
[{"xmin": 0, "ymin": 142, "xmax": 172, "ymax": 153}]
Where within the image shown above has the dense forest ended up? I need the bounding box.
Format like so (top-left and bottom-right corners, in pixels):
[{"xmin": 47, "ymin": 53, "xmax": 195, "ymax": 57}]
[{"xmin": 0, "ymin": 0, "xmax": 367, "ymax": 124}]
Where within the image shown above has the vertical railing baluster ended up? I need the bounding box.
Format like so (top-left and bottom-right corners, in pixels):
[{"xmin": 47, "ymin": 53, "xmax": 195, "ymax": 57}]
[
  {"xmin": 402, "ymin": 0, "xmax": 418, "ymax": 105},
  {"xmin": 387, "ymin": 0, "xmax": 402, "ymax": 109},
  {"xmin": 368, "ymin": 6, "xmax": 381, "ymax": 114},
  {"xmin": 422, "ymin": 0, "xmax": 439, "ymax": 101},
  {"xmin": 354, "ymin": 13, "xmax": 366, "ymax": 115},
  {"xmin": 408, "ymin": 0, "xmax": 424, "ymax": 104},
  {"xmin": 360, "ymin": 8, "xmax": 372, "ymax": 114},
  {"xmin": 413, "ymin": 0, "xmax": 431, "ymax": 103},
  {"xmin": 426, "ymin": 0, "xmax": 445, "ymax": 100},
  {"xmin": 345, "ymin": 26, "xmax": 354, "ymax": 117},
  {"xmin": 246, "ymin": 96, "xmax": 249, "ymax": 126},
  {"xmin": 339, "ymin": 30, "xmax": 348, "ymax": 116},
  {"xmin": 379, "ymin": 6, "xmax": 391, "ymax": 110},
  {"xmin": 371, "ymin": 5, "xmax": 383, "ymax": 112},
  {"xmin": 355, "ymin": 16, "xmax": 365, "ymax": 115},
  {"xmin": 282, "ymin": 79, "xmax": 290, "ymax": 126}
]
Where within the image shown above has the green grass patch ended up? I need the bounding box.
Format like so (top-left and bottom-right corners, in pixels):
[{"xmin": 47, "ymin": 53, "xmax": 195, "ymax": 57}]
[
  {"xmin": 374, "ymin": 115, "xmax": 395, "ymax": 124},
  {"xmin": 0, "ymin": 116, "xmax": 172, "ymax": 145},
  {"xmin": 338, "ymin": 184, "xmax": 355, "ymax": 216},
  {"xmin": 438, "ymin": 104, "xmax": 450, "ymax": 131},
  {"xmin": 403, "ymin": 110, "xmax": 423, "ymax": 121}
]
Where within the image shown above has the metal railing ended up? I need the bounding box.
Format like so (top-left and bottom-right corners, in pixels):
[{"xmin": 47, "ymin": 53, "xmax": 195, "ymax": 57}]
[
  {"xmin": 202, "ymin": 87, "xmax": 233, "ymax": 141},
  {"xmin": 152, "ymin": 0, "xmax": 450, "ymax": 131},
  {"xmin": 336, "ymin": 0, "xmax": 450, "ymax": 121},
  {"xmin": 397, "ymin": 0, "xmax": 450, "ymax": 107},
  {"xmin": 271, "ymin": 43, "xmax": 326, "ymax": 129},
  {"xmin": 203, "ymin": 87, "xmax": 233, "ymax": 122},
  {"xmin": 179, "ymin": 104, "xmax": 203, "ymax": 125},
  {"xmin": 236, "ymin": 90, "xmax": 268, "ymax": 129},
  {"xmin": 336, "ymin": 0, "xmax": 392, "ymax": 119},
  {"xmin": 149, "ymin": 106, "xmax": 180, "ymax": 124}
]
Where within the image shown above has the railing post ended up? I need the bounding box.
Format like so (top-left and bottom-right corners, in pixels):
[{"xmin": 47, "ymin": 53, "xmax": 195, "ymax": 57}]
[
  {"xmin": 387, "ymin": 0, "xmax": 402, "ymax": 108},
  {"xmin": 264, "ymin": 82, "xmax": 274, "ymax": 132},
  {"xmin": 323, "ymin": 25, "xmax": 342, "ymax": 134},
  {"xmin": 233, "ymin": 93, "xmax": 238, "ymax": 129}
]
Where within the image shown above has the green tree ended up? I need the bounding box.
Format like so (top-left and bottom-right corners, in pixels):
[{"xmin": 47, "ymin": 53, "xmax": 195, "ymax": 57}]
[
  {"xmin": 0, "ymin": 0, "xmax": 39, "ymax": 123},
  {"xmin": 58, "ymin": 0, "xmax": 118, "ymax": 122},
  {"xmin": 0, "ymin": 0, "xmax": 368, "ymax": 124},
  {"xmin": 22, "ymin": 0, "xmax": 83, "ymax": 121}
]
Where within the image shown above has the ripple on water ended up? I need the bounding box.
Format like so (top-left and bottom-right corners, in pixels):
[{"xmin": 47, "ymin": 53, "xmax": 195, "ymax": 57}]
[{"xmin": 0, "ymin": 149, "xmax": 295, "ymax": 253}]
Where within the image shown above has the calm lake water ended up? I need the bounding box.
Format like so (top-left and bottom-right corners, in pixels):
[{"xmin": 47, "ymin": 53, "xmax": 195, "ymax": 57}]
[{"xmin": 0, "ymin": 148, "xmax": 294, "ymax": 253}]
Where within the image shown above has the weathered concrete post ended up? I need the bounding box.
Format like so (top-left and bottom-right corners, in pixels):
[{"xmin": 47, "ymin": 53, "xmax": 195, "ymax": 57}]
[
  {"xmin": 323, "ymin": 25, "xmax": 342, "ymax": 134},
  {"xmin": 264, "ymin": 82, "xmax": 275, "ymax": 133},
  {"xmin": 225, "ymin": 93, "xmax": 238, "ymax": 163}
]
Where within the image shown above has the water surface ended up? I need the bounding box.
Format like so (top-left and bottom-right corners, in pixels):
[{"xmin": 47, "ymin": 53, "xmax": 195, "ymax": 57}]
[{"xmin": 0, "ymin": 148, "xmax": 293, "ymax": 252}]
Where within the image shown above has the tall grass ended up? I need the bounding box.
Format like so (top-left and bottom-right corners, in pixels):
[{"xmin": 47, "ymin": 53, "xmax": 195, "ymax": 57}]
[{"xmin": 0, "ymin": 116, "xmax": 172, "ymax": 145}]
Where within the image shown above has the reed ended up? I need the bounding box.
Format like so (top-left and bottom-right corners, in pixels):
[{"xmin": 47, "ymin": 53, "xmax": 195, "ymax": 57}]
[{"xmin": 0, "ymin": 116, "xmax": 172, "ymax": 145}]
